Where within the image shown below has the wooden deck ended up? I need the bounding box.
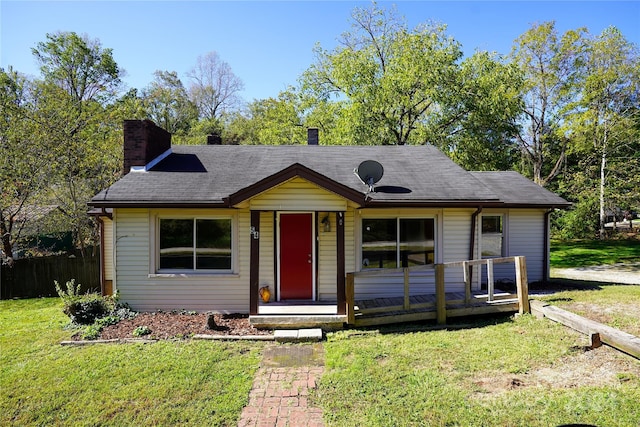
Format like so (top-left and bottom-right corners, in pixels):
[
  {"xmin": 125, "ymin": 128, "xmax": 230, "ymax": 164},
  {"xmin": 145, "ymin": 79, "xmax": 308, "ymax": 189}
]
[
  {"xmin": 353, "ymin": 289, "xmax": 520, "ymax": 327},
  {"xmin": 251, "ymin": 257, "xmax": 530, "ymax": 329}
]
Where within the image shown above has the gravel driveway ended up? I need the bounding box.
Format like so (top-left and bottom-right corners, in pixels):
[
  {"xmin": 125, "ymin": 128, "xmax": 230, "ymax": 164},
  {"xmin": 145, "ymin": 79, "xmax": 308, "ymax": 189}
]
[{"xmin": 551, "ymin": 262, "xmax": 640, "ymax": 285}]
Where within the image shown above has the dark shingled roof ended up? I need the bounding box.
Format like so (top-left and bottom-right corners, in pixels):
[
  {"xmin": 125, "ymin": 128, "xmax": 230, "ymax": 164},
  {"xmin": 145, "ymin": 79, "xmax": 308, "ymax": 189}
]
[
  {"xmin": 90, "ymin": 145, "xmax": 570, "ymax": 208},
  {"xmin": 469, "ymin": 171, "xmax": 570, "ymax": 207}
]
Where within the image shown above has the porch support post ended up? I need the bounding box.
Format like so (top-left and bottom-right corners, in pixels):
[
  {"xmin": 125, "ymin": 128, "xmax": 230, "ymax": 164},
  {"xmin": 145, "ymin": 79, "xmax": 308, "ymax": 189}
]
[
  {"xmin": 515, "ymin": 256, "xmax": 530, "ymax": 315},
  {"xmin": 435, "ymin": 263, "xmax": 446, "ymax": 325},
  {"xmin": 336, "ymin": 211, "xmax": 346, "ymax": 316},
  {"xmin": 249, "ymin": 210, "xmax": 260, "ymax": 316}
]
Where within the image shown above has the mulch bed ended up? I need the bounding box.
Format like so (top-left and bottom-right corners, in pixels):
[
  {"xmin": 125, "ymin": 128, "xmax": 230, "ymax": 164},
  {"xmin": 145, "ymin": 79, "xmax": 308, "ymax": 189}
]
[{"xmin": 80, "ymin": 312, "xmax": 271, "ymax": 341}]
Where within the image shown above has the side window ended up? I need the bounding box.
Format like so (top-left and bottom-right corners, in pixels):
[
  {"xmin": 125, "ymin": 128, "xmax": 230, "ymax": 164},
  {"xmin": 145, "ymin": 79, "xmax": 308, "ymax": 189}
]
[
  {"xmin": 400, "ymin": 218, "xmax": 435, "ymax": 267},
  {"xmin": 481, "ymin": 215, "xmax": 503, "ymax": 257},
  {"xmin": 362, "ymin": 218, "xmax": 397, "ymax": 269},
  {"xmin": 362, "ymin": 218, "xmax": 435, "ymax": 269},
  {"xmin": 158, "ymin": 218, "xmax": 232, "ymax": 271}
]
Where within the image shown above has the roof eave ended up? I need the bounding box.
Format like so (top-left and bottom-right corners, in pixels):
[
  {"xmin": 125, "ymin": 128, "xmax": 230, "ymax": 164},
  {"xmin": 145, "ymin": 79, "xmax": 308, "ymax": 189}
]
[
  {"xmin": 363, "ymin": 200, "xmax": 572, "ymax": 209},
  {"xmin": 88, "ymin": 200, "xmax": 230, "ymax": 209}
]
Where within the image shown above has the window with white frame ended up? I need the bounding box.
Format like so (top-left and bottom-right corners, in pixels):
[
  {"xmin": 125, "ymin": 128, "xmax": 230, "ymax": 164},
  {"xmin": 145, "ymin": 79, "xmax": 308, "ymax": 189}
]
[
  {"xmin": 481, "ymin": 215, "xmax": 504, "ymax": 257},
  {"xmin": 158, "ymin": 218, "xmax": 232, "ymax": 271},
  {"xmin": 362, "ymin": 218, "xmax": 435, "ymax": 269}
]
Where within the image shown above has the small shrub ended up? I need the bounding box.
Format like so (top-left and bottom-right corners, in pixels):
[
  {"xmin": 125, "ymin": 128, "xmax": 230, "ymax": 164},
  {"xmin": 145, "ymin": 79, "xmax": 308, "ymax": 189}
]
[
  {"xmin": 94, "ymin": 315, "xmax": 120, "ymax": 329},
  {"xmin": 55, "ymin": 279, "xmax": 117, "ymax": 325},
  {"xmin": 83, "ymin": 325, "xmax": 101, "ymax": 340},
  {"xmin": 133, "ymin": 326, "xmax": 151, "ymax": 337},
  {"xmin": 66, "ymin": 294, "xmax": 111, "ymax": 325},
  {"xmin": 110, "ymin": 304, "xmax": 138, "ymax": 321}
]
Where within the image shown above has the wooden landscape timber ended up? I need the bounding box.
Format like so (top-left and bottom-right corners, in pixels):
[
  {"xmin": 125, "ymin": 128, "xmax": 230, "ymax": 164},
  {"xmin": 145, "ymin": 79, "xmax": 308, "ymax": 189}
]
[{"xmin": 530, "ymin": 299, "xmax": 640, "ymax": 359}]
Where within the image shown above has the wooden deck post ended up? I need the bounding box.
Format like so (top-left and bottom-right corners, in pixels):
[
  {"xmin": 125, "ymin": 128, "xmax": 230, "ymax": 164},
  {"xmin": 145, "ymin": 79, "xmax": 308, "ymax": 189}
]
[
  {"xmin": 435, "ymin": 263, "xmax": 446, "ymax": 325},
  {"xmin": 487, "ymin": 258, "xmax": 494, "ymax": 302},
  {"xmin": 346, "ymin": 273, "xmax": 355, "ymax": 325},
  {"xmin": 463, "ymin": 261, "xmax": 471, "ymax": 304},
  {"xmin": 514, "ymin": 256, "xmax": 530, "ymax": 314},
  {"xmin": 403, "ymin": 268, "xmax": 410, "ymax": 310}
]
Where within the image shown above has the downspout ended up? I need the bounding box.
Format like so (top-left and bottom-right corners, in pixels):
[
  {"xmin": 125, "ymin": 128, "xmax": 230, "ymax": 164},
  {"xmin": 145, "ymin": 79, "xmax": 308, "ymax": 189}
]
[
  {"xmin": 469, "ymin": 207, "xmax": 482, "ymax": 284},
  {"xmin": 543, "ymin": 209, "xmax": 553, "ymax": 284},
  {"xmin": 97, "ymin": 216, "xmax": 106, "ymax": 296}
]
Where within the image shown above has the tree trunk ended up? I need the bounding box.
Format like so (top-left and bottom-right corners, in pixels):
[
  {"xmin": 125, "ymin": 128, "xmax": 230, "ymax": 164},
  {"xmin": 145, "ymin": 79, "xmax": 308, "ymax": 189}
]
[
  {"xmin": 0, "ymin": 221, "xmax": 15, "ymax": 266},
  {"xmin": 598, "ymin": 127, "xmax": 608, "ymax": 240}
]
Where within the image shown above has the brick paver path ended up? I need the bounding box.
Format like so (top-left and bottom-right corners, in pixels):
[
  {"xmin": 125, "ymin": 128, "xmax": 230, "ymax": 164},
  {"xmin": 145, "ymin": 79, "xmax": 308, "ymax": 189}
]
[{"xmin": 238, "ymin": 366, "xmax": 325, "ymax": 427}]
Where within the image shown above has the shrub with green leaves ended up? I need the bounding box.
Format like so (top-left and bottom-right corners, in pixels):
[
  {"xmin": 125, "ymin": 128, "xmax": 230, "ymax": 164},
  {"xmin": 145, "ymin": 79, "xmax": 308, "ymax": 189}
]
[
  {"xmin": 55, "ymin": 279, "xmax": 116, "ymax": 325},
  {"xmin": 133, "ymin": 326, "xmax": 152, "ymax": 337}
]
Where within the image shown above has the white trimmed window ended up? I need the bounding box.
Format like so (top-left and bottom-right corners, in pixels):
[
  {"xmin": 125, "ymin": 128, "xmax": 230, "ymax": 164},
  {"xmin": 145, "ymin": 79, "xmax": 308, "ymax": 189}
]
[
  {"xmin": 481, "ymin": 215, "xmax": 504, "ymax": 257},
  {"xmin": 362, "ymin": 218, "xmax": 435, "ymax": 269},
  {"xmin": 158, "ymin": 218, "xmax": 232, "ymax": 271}
]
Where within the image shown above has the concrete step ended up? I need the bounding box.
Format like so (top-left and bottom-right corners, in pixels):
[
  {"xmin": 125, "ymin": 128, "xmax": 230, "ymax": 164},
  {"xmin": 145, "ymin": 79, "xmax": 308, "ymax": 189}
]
[{"xmin": 274, "ymin": 328, "xmax": 323, "ymax": 343}]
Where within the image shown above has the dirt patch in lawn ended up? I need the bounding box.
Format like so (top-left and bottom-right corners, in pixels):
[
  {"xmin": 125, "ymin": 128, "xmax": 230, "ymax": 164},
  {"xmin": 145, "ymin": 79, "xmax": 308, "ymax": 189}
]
[
  {"xmin": 79, "ymin": 312, "xmax": 271, "ymax": 341},
  {"xmin": 471, "ymin": 345, "xmax": 640, "ymax": 398}
]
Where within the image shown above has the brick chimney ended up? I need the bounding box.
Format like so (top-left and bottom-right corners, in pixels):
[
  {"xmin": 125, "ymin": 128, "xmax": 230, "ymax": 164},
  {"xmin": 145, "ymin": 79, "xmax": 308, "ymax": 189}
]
[
  {"xmin": 123, "ymin": 120, "xmax": 172, "ymax": 174},
  {"xmin": 307, "ymin": 127, "xmax": 319, "ymax": 145}
]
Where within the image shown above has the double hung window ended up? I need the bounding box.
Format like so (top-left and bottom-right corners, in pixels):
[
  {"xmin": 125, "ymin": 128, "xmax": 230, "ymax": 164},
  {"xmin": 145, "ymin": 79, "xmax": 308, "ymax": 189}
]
[
  {"xmin": 481, "ymin": 215, "xmax": 504, "ymax": 257},
  {"xmin": 158, "ymin": 218, "xmax": 232, "ymax": 271},
  {"xmin": 362, "ymin": 218, "xmax": 435, "ymax": 269}
]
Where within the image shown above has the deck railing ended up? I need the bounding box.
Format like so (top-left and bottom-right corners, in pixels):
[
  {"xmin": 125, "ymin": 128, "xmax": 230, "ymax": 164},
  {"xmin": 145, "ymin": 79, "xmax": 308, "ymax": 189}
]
[{"xmin": 345, "ymin": 256, "xmax": 530, "ymax": 325}]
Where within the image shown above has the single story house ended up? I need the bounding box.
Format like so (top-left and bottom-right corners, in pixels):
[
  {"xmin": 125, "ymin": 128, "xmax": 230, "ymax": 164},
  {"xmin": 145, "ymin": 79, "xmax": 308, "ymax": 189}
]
[{"xmin": 90, "ymin": 120, "xmax": 570, "ymax": 321}]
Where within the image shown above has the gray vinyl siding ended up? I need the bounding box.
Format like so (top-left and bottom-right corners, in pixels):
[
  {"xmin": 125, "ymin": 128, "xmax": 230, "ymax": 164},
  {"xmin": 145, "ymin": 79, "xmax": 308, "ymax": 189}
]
[
  {"xmin": 507, "ymin": 209, "xmax": 545, "ymax": 283},
  {"xmin": 479, "ymin": 209, "xmax": 546, "ymax": 284},
  {"xmin": 114, "ymin": 208, "xmax": 250, "ymax": 313}
]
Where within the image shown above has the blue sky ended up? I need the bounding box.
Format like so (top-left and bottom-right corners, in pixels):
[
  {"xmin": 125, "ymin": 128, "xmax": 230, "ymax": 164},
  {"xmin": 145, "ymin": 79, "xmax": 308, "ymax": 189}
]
[{"xmin": 2, "ymin": 1, "xmax": 639, "ymax": 102}]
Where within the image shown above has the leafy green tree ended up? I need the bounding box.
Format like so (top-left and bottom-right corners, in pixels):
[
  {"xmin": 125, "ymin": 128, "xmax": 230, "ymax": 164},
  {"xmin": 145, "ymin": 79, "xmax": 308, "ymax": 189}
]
[
  {"xmin": 0, "ymin": 69, "xmax": 51, "ymax": 263},
  {"xmin": 142, "ymin": 70, "xmax": 198, "ymax": 136},
  {"xmin": 298, "ymin": 3, "xmax": 523, "ymax": 170},
  {"xmin": 439, "ymin": 51, "xmax": 523, "ymax": 170},
  {"xmin": 510, "ymin": 22, "xmax": 585, "ymax": 186},
  {"xmin": 30, "ymin": 32, "xmax": 125, "ymax": 254},
  {"xmin": 563, "ymin": 27, "xmax": 640, "ymax": 238},
  {"xmin": 32, "ymin": 31, "xmax": 121, "ymax": 104},
  {"xmin": 300, "ymin": 4, "xmax": 461, "ymax": 146}
]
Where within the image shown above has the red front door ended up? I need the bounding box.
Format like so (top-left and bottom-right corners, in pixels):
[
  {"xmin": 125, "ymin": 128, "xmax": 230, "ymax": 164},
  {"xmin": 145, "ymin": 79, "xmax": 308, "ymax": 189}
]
[{"xmin": 279, "ymin": 213, "xmax": 313, "ymax": 300}]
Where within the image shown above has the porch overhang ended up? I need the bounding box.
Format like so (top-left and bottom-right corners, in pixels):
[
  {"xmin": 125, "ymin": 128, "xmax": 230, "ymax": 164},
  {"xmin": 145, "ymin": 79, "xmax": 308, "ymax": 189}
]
[{"xmin": 226, "ymin": 163, "xmax": 366, "ymax": 208}]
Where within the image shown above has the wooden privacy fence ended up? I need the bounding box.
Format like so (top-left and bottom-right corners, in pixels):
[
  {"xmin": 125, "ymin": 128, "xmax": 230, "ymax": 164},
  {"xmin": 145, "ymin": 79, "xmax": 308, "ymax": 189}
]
[
  {"xmin": 0, "ymin": 255, "xmax": 100, "ymax": 299},
  {"xmin": 345, "ymin": 256, "xmax": 530, "ymax": 325}
]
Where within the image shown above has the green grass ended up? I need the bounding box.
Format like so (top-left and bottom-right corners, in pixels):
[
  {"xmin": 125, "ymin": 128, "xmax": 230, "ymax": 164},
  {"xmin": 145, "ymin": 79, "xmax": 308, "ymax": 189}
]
[
  {"xmin": 0, "ymin": 298, "xmax": 264, "ymax": 426},
  {"xmin": 550, "ymin": 239, "xmax": 640, "ymax": 268},
  {"xmin": 541, "ymin": 285, "xmax": 640, "ymax": 336},
  {"xmin": 315, "ymin": 315, "xmax": 640, "ymax": 427}
]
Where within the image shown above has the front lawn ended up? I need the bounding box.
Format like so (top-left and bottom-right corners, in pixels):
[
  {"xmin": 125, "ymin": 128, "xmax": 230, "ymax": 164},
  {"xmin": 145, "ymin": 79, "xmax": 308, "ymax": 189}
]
[
  {"xmin": 0, "ymin": 298, "xmax": 263, "ymax": 426},
  {"xmin": 315, "ymin": 315, "xmax": 640, "ymax": 427},
  {"xmin": 550, "ymin": 239, "xmax": 640, "ymax": 268},
  {"xmin": 540, "ymin": 285, "xmax": 640, "ymax": 337},
  {"xmin": 3, "ymin": 298, "xmax": 640, "ymax": 426}
]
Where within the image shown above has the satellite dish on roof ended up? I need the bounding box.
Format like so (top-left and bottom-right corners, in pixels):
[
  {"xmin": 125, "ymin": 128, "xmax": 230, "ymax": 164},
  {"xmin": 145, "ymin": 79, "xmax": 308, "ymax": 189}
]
[{"xmin": 355, "ymin": 160, "xmax": 384, "ymax": 193}]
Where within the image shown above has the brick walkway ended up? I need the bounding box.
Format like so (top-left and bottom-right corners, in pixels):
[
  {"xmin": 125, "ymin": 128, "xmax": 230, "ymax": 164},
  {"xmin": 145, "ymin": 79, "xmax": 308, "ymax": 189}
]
[
  {"xmin": 238, "ymin": 366, "xmax": 325, "ymax": 427},
  {"xmin": 238, "ymin": 343, "xmax": 325, "ymax": 427}
]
